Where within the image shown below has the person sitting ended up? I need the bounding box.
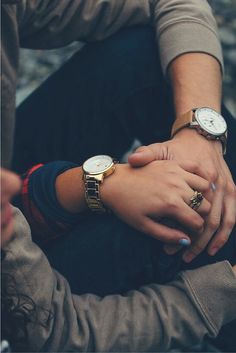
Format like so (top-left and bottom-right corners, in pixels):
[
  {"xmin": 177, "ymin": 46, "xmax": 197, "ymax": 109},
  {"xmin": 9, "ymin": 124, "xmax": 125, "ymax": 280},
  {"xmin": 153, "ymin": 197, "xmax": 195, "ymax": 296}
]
[
  {"xmin": 1, "ymin": 0, "xmax": 236, "ymax": 351},
  {"xmin": 1, "ymin": 166, "xmax": 236, "ymax": 352}
]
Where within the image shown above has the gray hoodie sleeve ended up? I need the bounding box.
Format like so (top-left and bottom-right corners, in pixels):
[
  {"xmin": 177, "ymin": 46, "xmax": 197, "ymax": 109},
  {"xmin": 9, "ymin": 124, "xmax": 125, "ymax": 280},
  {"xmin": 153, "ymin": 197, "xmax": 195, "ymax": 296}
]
[
  {"xmin": 2, "ymin": 208, "xmax": 236, "ymax": 352},
  {"xmin": 17, "ymin": 0, "xmax": 223, "ymax": 75}
]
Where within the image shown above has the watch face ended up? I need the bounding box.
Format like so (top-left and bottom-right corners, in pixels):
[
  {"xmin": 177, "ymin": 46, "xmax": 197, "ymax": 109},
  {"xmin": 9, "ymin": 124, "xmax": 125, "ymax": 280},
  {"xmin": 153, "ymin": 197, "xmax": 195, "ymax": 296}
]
[
  {"xmin": 83, "ymin": 155, "xmax": 113, "ymax": 174},
  {"xmin": 195, "ymin": 108, "xmax": 227, "ymax": 136}
]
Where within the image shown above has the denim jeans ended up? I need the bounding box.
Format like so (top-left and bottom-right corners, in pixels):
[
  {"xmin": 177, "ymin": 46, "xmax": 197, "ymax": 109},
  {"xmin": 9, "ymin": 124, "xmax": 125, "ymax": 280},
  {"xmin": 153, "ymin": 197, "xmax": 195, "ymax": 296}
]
[{"xmin": 14, "ymin": 26, "xmax": 236, "ymax": 296}]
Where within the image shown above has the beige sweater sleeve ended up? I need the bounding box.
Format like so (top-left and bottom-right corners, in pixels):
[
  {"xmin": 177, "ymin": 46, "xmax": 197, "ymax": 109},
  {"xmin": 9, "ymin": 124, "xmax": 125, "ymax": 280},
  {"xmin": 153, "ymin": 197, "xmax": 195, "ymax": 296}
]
[
  {"xmin": 2, "ymin": 208, "xmax": 236, "ymax": 352},
  {"xmin": 18, "ymin": 0, "xmax": 223, "ymax": 75},
  {"xmin": 151, "ymin": 0, "xmax": 224, "ymax": 73}
]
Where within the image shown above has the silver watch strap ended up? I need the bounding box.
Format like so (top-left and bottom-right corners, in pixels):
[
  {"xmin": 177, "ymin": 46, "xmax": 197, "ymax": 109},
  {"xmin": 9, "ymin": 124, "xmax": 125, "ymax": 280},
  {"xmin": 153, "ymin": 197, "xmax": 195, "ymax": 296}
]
[{"xmin": 84, "ymin": 175, "xmax": 106, "ymax": 213}]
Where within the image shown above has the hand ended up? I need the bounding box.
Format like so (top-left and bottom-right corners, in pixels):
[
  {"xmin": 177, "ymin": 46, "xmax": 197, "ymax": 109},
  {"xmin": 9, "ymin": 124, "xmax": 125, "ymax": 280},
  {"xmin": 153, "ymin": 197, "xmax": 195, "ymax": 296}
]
[
  {"xmin": 1, "ymin": 168, "xmax": 21, "ymax": 248},
  {"xmin": 233, "ymin": 265, "xmax": 236, "ymax": 276},
  {"xmin": 101, "ymin": 161, "xmax": 210, "ymax": 245},
  {"xmin": 129, "ymin": 129, "xmax": 236, "ymax": 261}
]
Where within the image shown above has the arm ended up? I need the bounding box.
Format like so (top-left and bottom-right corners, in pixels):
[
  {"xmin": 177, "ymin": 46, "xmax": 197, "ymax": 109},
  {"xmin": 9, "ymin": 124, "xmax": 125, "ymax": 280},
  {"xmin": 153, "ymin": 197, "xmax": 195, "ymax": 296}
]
[
  {"xmin": 14, "ymin": 162, "xmax": 83, "ymax": 245},
  {"xmin": 129, "ymin": 51, "xmax": 236, "ymax": 261},
  {"xmin": 169, "ymin": 53, "xmax": 221, "ymax": 116},
  {"xmin": 17, "ymin": 0, "xmax": 223, "ymax": 75},
  {"xmin": 18, "ymin": 160, "xmax": 211, "ymax": 245},
  {"xmin": 3, "ymin": 207, "xmax": 236, "ymax": 352},
  {"xmin": 168, "ymin": 53, "xmax": 236, "ymax": 262},
  {"xmin": 17, "ymin": 0, "xmax": 229, "ymax": 250},
  {"xmin": 18, "ymin": 0, "xmax": 151, "ymax": 47}
]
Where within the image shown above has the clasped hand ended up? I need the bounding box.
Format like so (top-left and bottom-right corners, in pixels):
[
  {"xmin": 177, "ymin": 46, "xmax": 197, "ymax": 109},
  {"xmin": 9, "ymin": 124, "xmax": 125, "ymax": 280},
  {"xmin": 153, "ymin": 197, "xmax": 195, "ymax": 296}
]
[
  {"xmin": 128, "ymin": 128, "xmax": 236, "ymax": 262},
  {"xmin": 101, "ymin": 159, "xmax": 210, "ymax": 246}
]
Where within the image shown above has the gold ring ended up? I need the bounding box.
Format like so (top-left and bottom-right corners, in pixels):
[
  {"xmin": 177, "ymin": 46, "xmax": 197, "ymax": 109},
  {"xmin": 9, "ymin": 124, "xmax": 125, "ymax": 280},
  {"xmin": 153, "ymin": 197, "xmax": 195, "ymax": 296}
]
[{"xmin": 190, "ymin": 191, "xmax": 203, "ymax": 210}]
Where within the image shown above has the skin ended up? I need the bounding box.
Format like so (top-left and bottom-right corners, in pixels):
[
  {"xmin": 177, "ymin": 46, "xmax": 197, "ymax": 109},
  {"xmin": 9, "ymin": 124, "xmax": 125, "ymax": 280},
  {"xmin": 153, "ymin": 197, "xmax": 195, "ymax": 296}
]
[
  {"xmin": 128, "ymin": 53, "xmax": 236, "ymax": 262},
  {"xmin": 3, "ymin": 55, "xmax": 234, "ymax": 264},
  {"xmin": 1, "ymin": 168, "xmax": 21, "ymax": 247},
  {"xmin": 4, "ymin": 167, "xmax": 236, "ymax": 276},
  {"xmin": 56, "ymin": 161, "xmax": 211, "ymax": 244},
  {"xmin": 57, "ymin": 53, "xmax": 236, "ymax": 260}
]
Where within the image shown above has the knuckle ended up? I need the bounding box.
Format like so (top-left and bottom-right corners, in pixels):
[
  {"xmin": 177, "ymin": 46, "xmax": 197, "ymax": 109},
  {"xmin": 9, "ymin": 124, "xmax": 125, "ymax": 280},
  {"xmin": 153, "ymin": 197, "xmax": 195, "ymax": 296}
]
[
  {"xmin": 166, "ymin": 177, "xmax": 177, "ymax": 187},
  {"xmin": 190, "ymin": 161, "xmax": 199, "ymax": 171},
  {"xmin": 137, "ymin": 218, "xmax": 149, "ymax": 233},
  {"xmin": 167, "ymin": 196, "xmax": 179, "ymax": 210},
  {"xmin": 208, "ymin": 169, "xmax": 218, "ymax": 182},
  {"xmin": 166, "ymin": 164, "xmax": 178, "ymax": 176},
  {"xmin": 207, "ymin": 170, "xmax": 217, "ymax": 182},
  {"xmin": 197, "ymin": 164, "xmax": 206, "ymax": 176},
  {"xmin": 205, "ymin": 181, "xmax": 211, "ymax": 192},
  {"xmin": 226, "ymin": 182, "xmax": 236, "ymax": 197},
  {"xmin": 225, "ymin": 218, "xmax": 235, "ymax": 230},
  {"xmin": 217, "ymin": 177, "xmax": 226, "ymax": 190},
  {"xmin": 215, "ymin": 236, "xmax": 228, "ymax": 248},
  {"xmin": 204, "ymin": 202, "xmax": 211, "ymax": 214},
  {"xmin": 193, "ymin": 217, "xmax": 204, "ymax": 231},
  {"xmin": 169, "ymin": 231, "xmax": 181, "ymax": 242},
  {"xmin": 140, "ymin": 222, "xmax": 150, "ymax": 235},
  {"xmin": 208, "ymin": 218, "xmax": 220, "ymax": 231}
]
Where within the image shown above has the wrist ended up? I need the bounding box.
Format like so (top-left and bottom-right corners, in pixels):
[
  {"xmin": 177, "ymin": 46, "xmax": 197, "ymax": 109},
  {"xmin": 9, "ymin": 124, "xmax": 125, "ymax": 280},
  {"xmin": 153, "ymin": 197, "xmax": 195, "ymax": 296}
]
[
  {"xmin": 56, "ymin": 166, "xmax": 87, "ymax": 213},
  {"xmin": 100, "ymin": 163, "xmax": 128, "ymax": 210},
  {"xmin": 82, "ymin": 155, "xmax": 117, "ymax": 213},
  {"xmin": 173, "ymin": 127, "xmax": 223, "ymax": 154},
  {"xmin": 171, "ymin": 107, "xmax": 227, "ymax": 154}
]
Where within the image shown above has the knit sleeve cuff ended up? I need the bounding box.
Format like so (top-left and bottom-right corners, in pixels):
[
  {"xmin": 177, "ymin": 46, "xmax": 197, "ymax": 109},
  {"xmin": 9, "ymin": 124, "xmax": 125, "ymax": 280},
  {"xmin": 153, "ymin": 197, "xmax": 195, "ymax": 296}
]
[
  {"xmin": 158, "ymin": 21, "xmax": 224, "ymax": 76},
  {"xmin": 180, "ymin": 261, "xmax": 236, "ymax": 335}
]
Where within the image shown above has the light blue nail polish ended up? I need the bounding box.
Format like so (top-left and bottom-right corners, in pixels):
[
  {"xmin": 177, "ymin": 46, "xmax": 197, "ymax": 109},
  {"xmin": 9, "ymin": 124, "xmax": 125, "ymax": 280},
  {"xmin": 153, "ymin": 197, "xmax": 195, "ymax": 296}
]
[
  {"xmin": 179, "ymin": 239, "xmax": 191, "ymax": 246},
  {"xmin": 211, "ymin": 182, "xmax": 216, "ymax": 192}
]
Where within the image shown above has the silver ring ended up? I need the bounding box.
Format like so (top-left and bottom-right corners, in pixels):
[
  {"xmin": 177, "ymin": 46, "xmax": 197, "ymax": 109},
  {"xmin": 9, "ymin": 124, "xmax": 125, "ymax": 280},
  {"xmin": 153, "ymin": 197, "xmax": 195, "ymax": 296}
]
[{"xmin": 189, "ymin": 191, "xmax": 204, "ymax": 210}]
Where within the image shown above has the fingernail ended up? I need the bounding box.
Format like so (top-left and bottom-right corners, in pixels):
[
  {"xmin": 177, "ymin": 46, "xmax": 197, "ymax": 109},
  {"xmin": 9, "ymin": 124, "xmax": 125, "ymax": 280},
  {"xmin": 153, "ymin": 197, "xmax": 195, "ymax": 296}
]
[
  {"xmin": 209, "ymin": 246, "xmax": 219, "ymax": 256},
  {"xmin": 183, "ymin": 252, "xmax": 195, "ymax": 263},
  {"xmin": 179, "ymin": 238, "xmax": 191, "ymax": 246},
  {"xmin": 211, "ymin": 182, "xmax": 216, "ymax": 192}
]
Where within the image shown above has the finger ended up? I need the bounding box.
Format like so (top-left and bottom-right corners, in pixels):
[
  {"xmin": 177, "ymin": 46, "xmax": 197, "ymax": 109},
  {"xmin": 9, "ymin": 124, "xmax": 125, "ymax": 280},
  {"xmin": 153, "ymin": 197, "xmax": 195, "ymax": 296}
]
[
  {"xmin": 183, "ymin": 171, "xmax": 211, "ymax": 194},
  {"xmin": 208, "ymin": 182, "xmax": 236, "ymax": 255},
  {"xmin": 182, "ymin": 225, "xmax": 213, "ymax": 263},
  {"xmin": 128, "ymin": 145, "xmax": 156, "ymax": 167},
  {"xmin": 164, "ymin": 244, "xmax": 183, "ymax": 255},
  {"xmin": 160, "ymin": 199, "xmax": 205, "ymax": 233},
  {"xmin": 177, "ymin": 160, "xmax": 212, "ymax": 181},
  {"xmin": 184, "ymin": 188, "xmax": 211, "ymax": 217},
  {"xmin": 142, "ymin": 216, "xmax": 191, "ymax": 245},
  {"xmin": 182, "ymin": 186, "xmax": 223, "ymax": 262}
]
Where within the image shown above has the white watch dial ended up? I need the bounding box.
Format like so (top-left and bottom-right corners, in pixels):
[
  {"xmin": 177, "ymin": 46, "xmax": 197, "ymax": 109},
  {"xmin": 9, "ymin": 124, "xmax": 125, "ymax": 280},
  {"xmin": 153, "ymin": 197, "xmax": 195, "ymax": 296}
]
[
  {"xmin": 83, "ymin": 155, "xmax": 113, "ymax": 174},
  {"xmin": 195, "ymin": 108, "xmax": 227, "ymax": 136}
]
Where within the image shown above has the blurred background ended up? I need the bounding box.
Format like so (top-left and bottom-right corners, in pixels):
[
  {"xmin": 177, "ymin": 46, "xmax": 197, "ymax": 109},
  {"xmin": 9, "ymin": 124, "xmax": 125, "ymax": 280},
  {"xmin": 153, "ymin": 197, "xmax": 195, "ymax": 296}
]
[{"xmin": 17, "ymin": 0, "xmax": 236, "ymax": 116}]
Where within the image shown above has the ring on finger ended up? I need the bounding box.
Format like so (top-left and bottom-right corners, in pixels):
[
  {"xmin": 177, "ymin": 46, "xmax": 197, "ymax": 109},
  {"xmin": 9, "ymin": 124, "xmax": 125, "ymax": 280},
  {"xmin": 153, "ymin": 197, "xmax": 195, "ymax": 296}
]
[{"xmin": 189, "ymin": 191, "xmax": 204, "ymax": 210}]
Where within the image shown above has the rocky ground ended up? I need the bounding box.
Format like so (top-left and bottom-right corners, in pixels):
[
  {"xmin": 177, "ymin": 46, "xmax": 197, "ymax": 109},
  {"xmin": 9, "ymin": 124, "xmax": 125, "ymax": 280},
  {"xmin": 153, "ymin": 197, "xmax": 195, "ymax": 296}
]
[
  {"xmin": 17, "ymin": 0, "xmax": 236, "ymax": 115},
  {"xmin": 209, "ymin": 0, "xmax": 236, "ymax": 115}
]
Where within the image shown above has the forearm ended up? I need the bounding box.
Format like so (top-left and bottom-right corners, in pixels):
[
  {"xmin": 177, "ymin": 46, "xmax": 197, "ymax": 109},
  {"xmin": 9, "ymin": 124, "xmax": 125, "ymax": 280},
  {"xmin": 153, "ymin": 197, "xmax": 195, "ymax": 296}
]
[
  {"xmin": 3, "ymin": 209, "xmax": 236, "ymax": 352},
  {"xmin": 169, "ymin": 52, "xmax": 222, "ymax": 117},
  {"xmin": 16, "ymin": 162, "xmax": 87, "ymax": 244},
  {"xmin": 55, "ymin": 166, "xmax": 87, "ymax": 213}
]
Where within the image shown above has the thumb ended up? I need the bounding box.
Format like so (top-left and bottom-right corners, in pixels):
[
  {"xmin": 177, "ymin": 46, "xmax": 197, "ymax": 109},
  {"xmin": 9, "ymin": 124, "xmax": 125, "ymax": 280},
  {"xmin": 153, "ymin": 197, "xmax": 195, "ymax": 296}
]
[
  {"xmin": 128, "ymin": 144, "xmax": 166, "ymax": 167},
  {"xmin": 128, "ymin": 145, "xmax": 155, "ymax": 167}
]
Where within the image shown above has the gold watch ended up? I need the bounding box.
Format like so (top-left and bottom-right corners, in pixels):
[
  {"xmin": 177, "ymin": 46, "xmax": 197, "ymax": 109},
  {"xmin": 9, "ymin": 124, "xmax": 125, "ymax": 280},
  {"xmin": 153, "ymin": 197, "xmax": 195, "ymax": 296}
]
[
  {"xmin": 171, "ymin": 107, "xmax": 227, "ymax": 154},
  {"xmin": 82, "ymin": 155, "xmax": 116, "ymax": 213}
]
